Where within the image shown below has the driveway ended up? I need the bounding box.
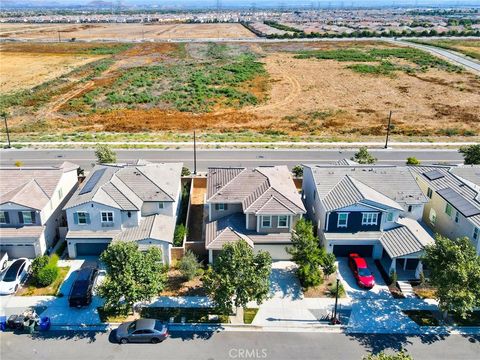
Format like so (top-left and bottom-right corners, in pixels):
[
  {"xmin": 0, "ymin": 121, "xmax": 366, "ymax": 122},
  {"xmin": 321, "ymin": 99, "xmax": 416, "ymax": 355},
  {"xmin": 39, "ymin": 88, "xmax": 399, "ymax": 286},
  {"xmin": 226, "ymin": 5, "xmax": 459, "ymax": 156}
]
[{"xmin": 336, "ymin": 257, "xmax": 392, "ymax": 300}]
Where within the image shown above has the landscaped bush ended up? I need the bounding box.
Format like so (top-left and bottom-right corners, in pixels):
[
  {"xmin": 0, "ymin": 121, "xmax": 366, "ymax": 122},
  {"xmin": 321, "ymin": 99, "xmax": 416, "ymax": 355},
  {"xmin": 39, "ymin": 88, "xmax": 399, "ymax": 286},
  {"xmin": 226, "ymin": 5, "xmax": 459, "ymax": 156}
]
[
  {"xmin": 37, "ymin": 265, "xmax": 59, "ymax": 287},
  {"xmin": 173, "ymin": 224, "xmax": 188, "ymax": 247},
  {"xmin": 31, "ymin": 256, "xmax": 49, "ymax": 278},
  {"xmin": 178, "ymin": 250, "xmax": 201, "ymax": 281}
]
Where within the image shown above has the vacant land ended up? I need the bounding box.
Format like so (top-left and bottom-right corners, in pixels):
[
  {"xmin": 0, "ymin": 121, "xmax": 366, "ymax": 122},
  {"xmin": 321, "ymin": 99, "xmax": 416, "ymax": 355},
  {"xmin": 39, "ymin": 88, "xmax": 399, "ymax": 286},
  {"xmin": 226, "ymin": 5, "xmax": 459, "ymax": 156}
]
[
  {"xmin": 1, "ymin": 40, "xmax": 479, "ymax": 142},
  {"xmin": 0, "ymin": 23, "xmax": 256, "ymax": 42},
  {"xmin": 410, "ymin": 39, "xmax": 480, "ymax": 61}
]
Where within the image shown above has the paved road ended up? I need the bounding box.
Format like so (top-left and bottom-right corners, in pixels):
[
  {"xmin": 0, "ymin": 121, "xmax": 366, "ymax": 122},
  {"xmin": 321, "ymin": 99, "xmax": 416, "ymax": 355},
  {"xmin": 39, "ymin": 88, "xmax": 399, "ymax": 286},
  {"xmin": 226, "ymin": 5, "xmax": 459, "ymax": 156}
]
[
  {"xmin": 0, "ymin": 149, "xmax": 464, "ymax": 170},
  {"xmin": 394, "ymin": 40, "xmax": 480, "ymax": 74},
  {"xmin": 1, "ymin": 330, "xmax": 479, "ymax": 360}
]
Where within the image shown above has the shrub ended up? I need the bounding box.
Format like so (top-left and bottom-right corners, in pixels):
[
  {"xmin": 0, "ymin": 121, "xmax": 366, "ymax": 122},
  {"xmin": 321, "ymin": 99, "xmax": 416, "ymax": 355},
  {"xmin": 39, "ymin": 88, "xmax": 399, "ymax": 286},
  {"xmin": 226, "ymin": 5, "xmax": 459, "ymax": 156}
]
[
  {"xmin": 31, "ymin": 256, "xmax": 49, "ymax": 279},
  {"xmin": 328, "ymin": 281, "xmax": 346, "ymax": 298},
  {"xmin": 173, "ymin": 224, "xmax": 188, "ymax": 247},
  {"xmin": 298, "ymin": 263, "xmax": 323, "ymax": 288},
  {"xmin": 406, "ymin": 157, "xmax": 421, "ymax": 165},
  {"xmin": 292, "ymin": 165, "xmax": 303, "ymax": 178},
  {"xmin": 181, "ymin": 167, "xmax": 191, "ymax": 177},
  {"xmin": 178, "ymin": 250, "xmax": 201, "ymax": 281},
  {"xmin": 37, "ymin": 265, "xmax": 59, "ymax": 287},
  {"xmin": 390, "ymin": 270, "xmax": 398, "ymax": 286},
  {"xmin": 94, "ymin": 143, "xmax": 116, "ymax": 164}
]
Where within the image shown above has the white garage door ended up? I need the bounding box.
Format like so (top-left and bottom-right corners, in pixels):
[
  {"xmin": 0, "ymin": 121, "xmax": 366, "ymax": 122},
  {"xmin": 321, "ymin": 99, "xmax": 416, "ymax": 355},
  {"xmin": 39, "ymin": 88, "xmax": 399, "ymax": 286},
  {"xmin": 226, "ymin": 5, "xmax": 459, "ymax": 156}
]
[
  {"xmin": 254, "ymin": 244, "xmax": 291, "ymax": 261},
  {"xmin": 0, "ymin": 244, "xmax": 36, "ymax": 259}
]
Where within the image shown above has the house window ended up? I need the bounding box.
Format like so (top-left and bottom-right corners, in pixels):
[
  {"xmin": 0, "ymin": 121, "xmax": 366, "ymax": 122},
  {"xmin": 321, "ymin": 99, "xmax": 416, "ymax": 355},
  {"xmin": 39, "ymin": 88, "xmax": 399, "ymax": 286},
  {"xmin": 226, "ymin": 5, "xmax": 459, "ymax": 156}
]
[
  {"xmin": 278, "ymin": 215, "xmax": 289, "ymax": 228},
  {"xmin": 21, "ymin": 211, "xmax": 34, "ymax": 225},
  {"xmin": 408, "ymin": 205, "xmax": 413, "ymax": 212},
  {"xmin": 429, "ymin": 208, "xmax": 437, "ymax": 226},
  {"xmin": 101, "ymin": 212, "xmax": 114, "ymax": 223},
  {"xmin": 337, "ymin": 213, "xmax": 349, "ymax": 228},
  {"xmin": 76, "ymin": 212, "xmax": 89, "ymax": 225},
  {"xmin": 0, "ymin": 211, "xmax": 8, "ymax": 224},
  {"xmin": 261, "ymin": 216, "xmax": 272, "ymax": 228},
  {"xmin": 445, "ymin": 203, "xmax": 453, "ymax": 217},
  {"xmin": 362, "ymin": 213, "xmax": 379, "ymax": 226},
  {"xmin": 427, "ymin": 187, "xmax": 433, "ymax": 199},
  {"xmin": 474, "ymin": 227, "xmax": 479, "ymax": 240},
  {"xmin": 455, "ymin": 211, "xmax": 459, "ymax": 223},
  {"xmin": 158, "ymin": 202, "xmax": 164, "ymax": 209},
  {"xmin": 58, "ymin": 188, "xmax": 63, "ymax": 200},
  {"xmin": 387, "ymin": 212, "xmax": 394, "ymax": 222},
  {"xmin": 215, "ymin": 204, "xmax": 227, "ymax": 211}
]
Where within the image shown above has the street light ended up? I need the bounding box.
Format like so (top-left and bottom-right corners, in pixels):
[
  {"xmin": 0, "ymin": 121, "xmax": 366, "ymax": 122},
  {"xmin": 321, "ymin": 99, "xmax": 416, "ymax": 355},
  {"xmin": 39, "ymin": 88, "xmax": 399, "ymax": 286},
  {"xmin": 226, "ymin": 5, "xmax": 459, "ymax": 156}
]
[
  {"xmin": 331, "ymin": 278, "xmax": 341, "ymax": 325},
  {"xmin": 193, "ymin": 130, "xmax": 197, "ymax": 175},
  {"xmin": 384, "ymin": 110, "xmax": 393, "ymax": 149},
  {"xmin": 2, "ymin": 112, "xmax": 11, "ymax": 149}
]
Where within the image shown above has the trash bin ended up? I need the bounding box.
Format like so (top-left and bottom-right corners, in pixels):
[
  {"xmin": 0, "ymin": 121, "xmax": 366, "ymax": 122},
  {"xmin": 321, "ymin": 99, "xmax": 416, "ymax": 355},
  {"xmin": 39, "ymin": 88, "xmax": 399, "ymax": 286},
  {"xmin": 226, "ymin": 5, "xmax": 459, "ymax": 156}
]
[
  {"xmin": 7, "ymin": 314, "xmax": 18, "ymax": 329},
  {"xmin": 39, "ymin": 317, "xmax": 50, "ymax": 331},
  {"xmin": 0, "ymin": 316, "xmax": 6, "ymax": 331}
]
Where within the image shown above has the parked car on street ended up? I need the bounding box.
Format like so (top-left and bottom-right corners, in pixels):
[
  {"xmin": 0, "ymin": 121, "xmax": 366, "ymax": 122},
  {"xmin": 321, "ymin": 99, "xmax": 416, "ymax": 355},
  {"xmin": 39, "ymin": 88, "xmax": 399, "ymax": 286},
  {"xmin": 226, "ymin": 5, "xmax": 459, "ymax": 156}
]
[
  {"xmin": 68, "ymin": 267, "xmax": 98, "ymax": 307},
  {"xmin": 115, "ymin": 319, "xmax": 168, "ymax": 344},
  {"xmin": 0, "ymin": 252, "xmax": 8, "ymax": 272},
  {"xmin": 348, "ymin": 253, "xmax": 375, "ymax": 289},
  {"xmin": 0, "ymin": 258, "xmax": 31, "ymax": 295}
]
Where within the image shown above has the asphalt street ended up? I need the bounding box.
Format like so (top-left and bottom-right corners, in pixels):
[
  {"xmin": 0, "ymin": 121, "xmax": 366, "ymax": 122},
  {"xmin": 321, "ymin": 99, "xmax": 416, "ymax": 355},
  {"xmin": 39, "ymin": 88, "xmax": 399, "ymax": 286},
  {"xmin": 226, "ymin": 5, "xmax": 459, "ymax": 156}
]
[
  {"xmin": 1, "ymin": 330, "xmax": 479, "ymax": 360},
  {"xmin": 0, "ymin": 149, "xmax": 464, "ymax": 171}
]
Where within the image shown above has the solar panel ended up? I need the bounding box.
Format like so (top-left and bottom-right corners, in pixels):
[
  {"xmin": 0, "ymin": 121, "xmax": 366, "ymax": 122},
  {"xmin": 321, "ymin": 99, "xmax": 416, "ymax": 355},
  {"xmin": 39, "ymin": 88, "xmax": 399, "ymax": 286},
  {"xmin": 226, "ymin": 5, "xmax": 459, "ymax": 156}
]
[
  {"xmin": 437, "ymin": 187, "xmax": 480, "ymax": 217},
  {"xmin": 79, "ymin": 168, "xmax": 106, "ymax": 195},
  {"xmin": 423, "ymin": 170, "xmax": 444, "ymax": 181}
]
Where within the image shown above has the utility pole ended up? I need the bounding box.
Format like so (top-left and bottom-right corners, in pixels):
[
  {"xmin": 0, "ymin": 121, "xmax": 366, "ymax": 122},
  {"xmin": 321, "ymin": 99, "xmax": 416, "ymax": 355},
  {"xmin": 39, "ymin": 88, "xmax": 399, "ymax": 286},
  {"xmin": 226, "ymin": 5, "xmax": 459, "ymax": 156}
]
[
  {"xmin": 384, "ymin": 110, "xmax": 392, "ymax": 149},
  {"xmin": 3, "ymin": 113, "xmax": 11, "ymax": 149},
  {"xmin": 193, "ymin": 131, "xmax": 197, "ymax": 175},
  {"xmin": 58, "ymin": 30, "xmax": 61, "ymax": 42}
]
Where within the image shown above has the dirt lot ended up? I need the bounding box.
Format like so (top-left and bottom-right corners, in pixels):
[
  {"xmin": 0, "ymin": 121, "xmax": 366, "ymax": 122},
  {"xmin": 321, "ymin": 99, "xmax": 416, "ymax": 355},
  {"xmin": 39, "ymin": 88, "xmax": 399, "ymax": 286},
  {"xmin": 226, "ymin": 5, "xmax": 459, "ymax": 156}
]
[
  {"xmin": 0, "ymin": 51, "xmax": 101, "ymax": 92},
  {"xmin": 0, "ymin": 23, "xmax": 257, "ymax": 41},
  {"xmin": 2, "ymin": 40, "xmax": 479, "ymax": 140}
]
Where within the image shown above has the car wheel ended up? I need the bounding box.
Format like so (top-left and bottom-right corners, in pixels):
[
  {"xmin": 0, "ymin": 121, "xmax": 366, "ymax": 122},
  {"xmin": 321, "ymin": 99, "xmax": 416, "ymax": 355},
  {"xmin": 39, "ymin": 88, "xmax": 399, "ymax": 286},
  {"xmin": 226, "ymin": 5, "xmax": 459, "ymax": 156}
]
[
  {"xmin": 120, "ymin": 338, "xmax": 128, "ymax": 344},
  {"xmin": 14, "ymin": 284, "xmax": 18, "ymax": 293},
  {"xmin": 151, "ymin": 338, "xmax": 160, "ymax": 344}
]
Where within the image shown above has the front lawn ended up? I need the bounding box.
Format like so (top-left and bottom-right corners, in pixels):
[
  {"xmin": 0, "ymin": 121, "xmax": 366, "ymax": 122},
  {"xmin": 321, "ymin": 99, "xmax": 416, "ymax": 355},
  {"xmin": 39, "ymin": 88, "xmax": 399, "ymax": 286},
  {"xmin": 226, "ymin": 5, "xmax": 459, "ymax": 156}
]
[
  {"xmin": 97, "ymin": 307, "xmax": 138, "ymax": 323},
  {"xmin": 303, "ymin": 274, "xmax": 346, "ymax": 298},
  {"xmin": 243, "ymin": 308, "xmax": 258, "ymax": 324},
  {"xmin": 160, "ymin": 268, "xmax": 206, "ymax": 296},
  {"xmin": 412, "ymin": 285, "xmax": 437, "ymax": 299},
  {"xmin": 17, "ymin": 267, "xmax": 70, "ymax": 296},
  {"xmin": 403, "ymin": 310, "xmax": 440, "ymax": 326},
  {"xmin": 141, "ymin": 307, "xmax": 230, "ymax": 323}
]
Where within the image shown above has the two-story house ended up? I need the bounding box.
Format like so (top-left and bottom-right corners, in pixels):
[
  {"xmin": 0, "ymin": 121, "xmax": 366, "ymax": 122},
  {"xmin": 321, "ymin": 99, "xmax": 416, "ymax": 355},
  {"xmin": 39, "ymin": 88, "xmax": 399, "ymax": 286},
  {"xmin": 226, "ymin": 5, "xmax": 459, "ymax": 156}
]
[
  {"xmin": 0, "ymin": 162, "xmax": 79, "ymax": 258},
  {"xmin": 63, "ymin": 161, "xmax": 182, "ymax": 264},
  {"xmin": 410, "ymin": 165, "xmax": 480, "ymax": 255},
  {"xmin": 303, "ymin": 164, "xmax": 435, "ymax": 279},
  {"xmin": 205, "ymin": 166, "xmax": 306, "ymax": 263}
]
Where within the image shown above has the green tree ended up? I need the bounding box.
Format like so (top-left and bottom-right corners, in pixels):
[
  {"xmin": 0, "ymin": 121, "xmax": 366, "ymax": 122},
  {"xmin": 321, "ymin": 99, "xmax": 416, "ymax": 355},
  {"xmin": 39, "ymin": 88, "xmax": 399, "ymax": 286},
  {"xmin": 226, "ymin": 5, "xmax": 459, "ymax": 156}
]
[
  {"xmin": 181, "ymin": 166, "xmax": 191, "ymax": 177},
  {"xmin": 292, "ymin": 165, "xmax": 303, "ymax": 178},
  {"xmin": 459, "ymin": 144, "xmax": 480, "ymax": 165},
  {"xmin": 173, "ymin": 224, "xmax": 188, "ymax": 247},
  {"xmin": 94, "ymin": 143, "xmax": 117, "ymax": 164},
  {"xmin": 98, "ymin": 242, "xmax": 167, "ymax": 315},
  {"xmin": 203, "ymin": 240, "xmax": 272, "ymax": 315},
  {"xmin": 351, "ymin": 147, "xmax": 377, "ymax": 164},
  {"xmin": 423, "ymin": 235, "xmax": 480, "ymax": 318},
  {"xmin": 363, "ymin": 350, "xmax": 413, "ymax": 360},
  {"xmin": 287, "ymin": 219, "xmax": 324, "ymax": 288},
  {"xmin": 406, "ymin": 157, "xmax": 421, "ymax": 165},
  {"xmin": 321, "ymin": 252, "xmax": 337, "ymax": 278},
  {"xmin": 178, "ymin": 250, "xmax": 201, "ymax": 281},
  {"xmin": 33, "ymin": 254, "xmax": 59, "ymax": 286}
]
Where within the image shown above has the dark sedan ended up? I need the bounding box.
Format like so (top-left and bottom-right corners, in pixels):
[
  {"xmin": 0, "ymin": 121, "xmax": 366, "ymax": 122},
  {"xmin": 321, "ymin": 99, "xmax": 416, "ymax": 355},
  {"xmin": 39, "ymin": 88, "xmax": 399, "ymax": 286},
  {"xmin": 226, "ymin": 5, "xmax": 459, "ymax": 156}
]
[
  {"xmin": 115, "ymin": 319, "xmax": 168, "ymax": 344},
  {"xmin": 68, "ymin": 267, "xmax": 98, "ymax": 307}
]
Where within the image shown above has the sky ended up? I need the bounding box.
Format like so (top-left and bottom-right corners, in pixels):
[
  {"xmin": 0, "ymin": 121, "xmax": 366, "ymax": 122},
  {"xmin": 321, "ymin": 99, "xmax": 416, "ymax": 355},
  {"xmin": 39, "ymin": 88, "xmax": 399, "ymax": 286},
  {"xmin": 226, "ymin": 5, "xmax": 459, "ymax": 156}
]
[{"xmin": 3, "ymin": 0, "xmax": 480, "ymax": 8}]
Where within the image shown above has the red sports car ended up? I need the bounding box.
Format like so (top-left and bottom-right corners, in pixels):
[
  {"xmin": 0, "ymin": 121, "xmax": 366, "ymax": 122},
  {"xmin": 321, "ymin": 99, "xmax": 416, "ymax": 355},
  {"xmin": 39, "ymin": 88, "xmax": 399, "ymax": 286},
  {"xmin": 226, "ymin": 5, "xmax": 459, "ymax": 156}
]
[{"xmin": 348, "ymin": 253, "xmax": 375, "ymax": 289}]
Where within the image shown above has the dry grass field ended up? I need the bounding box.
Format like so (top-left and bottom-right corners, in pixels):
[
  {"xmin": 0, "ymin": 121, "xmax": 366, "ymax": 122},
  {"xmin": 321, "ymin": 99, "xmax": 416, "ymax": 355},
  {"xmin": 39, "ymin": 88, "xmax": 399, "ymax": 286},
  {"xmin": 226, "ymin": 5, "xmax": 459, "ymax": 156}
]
[
  {"xmin": 1, "ymin": 40, "xmax": 479, "ymax": 141},
  {"xmin": 0, "ymin": 23, "xmax": 257, "ymax": 42}
]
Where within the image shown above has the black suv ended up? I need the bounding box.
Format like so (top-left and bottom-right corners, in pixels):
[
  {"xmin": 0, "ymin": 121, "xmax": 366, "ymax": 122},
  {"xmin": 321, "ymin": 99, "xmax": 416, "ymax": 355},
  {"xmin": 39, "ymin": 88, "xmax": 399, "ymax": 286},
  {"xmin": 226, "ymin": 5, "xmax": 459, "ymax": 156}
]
[{"xmin": 68, "ymin": 267, "xmax": 98, "ymax": 308}]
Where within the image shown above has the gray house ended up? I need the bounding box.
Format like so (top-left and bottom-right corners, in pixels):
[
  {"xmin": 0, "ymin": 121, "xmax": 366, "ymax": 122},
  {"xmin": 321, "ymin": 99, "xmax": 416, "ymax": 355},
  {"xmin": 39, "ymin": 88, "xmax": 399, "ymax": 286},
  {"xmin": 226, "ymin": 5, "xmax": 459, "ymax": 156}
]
[
  {"xmin": 302, "ymin": 164, "xmax": 435, "ymax": 279},
  {"xmin": 0, "ymin": 162, "xmax": 79, "ymax": 258},
  {"xmin": 411, "ymin": 165, "xmax": 480, "ymax": 255},
  {"xmin": 63, "ymin": 160, "xmax": 182, "ymax": 264},
  {"xmin": 205, "ymin": 166, "xmax": 306, "ymax": 263}
]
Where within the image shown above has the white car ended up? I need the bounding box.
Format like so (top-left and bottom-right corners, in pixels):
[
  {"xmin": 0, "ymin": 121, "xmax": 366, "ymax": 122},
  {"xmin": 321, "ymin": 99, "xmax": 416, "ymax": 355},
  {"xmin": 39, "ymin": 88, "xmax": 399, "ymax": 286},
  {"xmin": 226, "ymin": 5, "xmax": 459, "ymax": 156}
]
[{"xmin": 0, "ymin": 258, "xmax": 31, "ymax": 295}]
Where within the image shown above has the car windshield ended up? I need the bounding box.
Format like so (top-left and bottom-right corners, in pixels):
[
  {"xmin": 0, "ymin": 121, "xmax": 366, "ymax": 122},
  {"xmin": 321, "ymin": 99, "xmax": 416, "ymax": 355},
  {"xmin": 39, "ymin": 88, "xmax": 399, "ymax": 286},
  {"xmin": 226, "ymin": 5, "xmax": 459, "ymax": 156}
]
[
  {"xmin": 2, "ymin": 261, "xmax": 23, "ymax": 282},
  {"xmin": 358, "ymin": 268, "xmax": 372, "ymax": 277},
  {"xmin": 154, "ymin": 320, "xmax": 165, "ymax": 331}
]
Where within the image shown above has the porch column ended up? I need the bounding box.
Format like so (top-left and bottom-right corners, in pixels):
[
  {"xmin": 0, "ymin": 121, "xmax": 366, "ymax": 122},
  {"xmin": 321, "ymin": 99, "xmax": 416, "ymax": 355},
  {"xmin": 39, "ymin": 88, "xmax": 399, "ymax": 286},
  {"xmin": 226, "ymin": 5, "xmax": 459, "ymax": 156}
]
[
  {"xmin": 389, "ymin": 257, "xmax": 396, "ymax": 275},
  {"xmin": 415, "ymin": 261, "xmax": 423, "ymax": 280},
  {"xmin": 208, "ymin": 250, "xmax": 213, "ymax": 264},
  {"xmin": 403, "ymin": 258, "xmax": 407, "ymax": 270}
]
